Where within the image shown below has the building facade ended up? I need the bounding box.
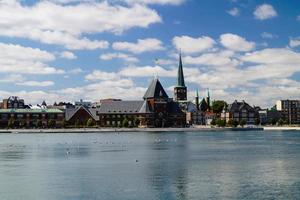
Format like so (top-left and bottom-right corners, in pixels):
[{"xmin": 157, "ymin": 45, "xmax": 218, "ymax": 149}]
[
  {"xmin": 0, "ymin": 109, "xmax": 65, "ymax": 128},
  {"xmin": 221, "ymin": 100, "xmax": 258, "ymax": 124},
  {"xmin": 276, "ymin": 100, "xmax": 300, "ymax": 124},
  {"xmin": 1, "ymin": 96, "xmax": 25, "ymax": 109}
]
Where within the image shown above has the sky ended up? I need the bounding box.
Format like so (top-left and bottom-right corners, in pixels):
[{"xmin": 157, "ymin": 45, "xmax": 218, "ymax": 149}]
[{"xmin": 0, "ymin": 0, "xmax": 300, "ymax": 107}]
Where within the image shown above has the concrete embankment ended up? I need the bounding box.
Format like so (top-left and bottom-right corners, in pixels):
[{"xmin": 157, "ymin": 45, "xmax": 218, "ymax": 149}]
[{"xmin": 0, "ymin": 127, "xmax": 264, "ymax": 134}]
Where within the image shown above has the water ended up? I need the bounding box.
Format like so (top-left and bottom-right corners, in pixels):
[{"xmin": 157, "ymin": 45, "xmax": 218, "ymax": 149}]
[{"xmin": 0, "ymin": 131, "xmax": 300, "ymax": 200}]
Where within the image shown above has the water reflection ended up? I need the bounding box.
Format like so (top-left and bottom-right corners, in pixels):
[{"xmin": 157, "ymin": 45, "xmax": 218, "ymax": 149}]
[{"xmin": 147, "ymin": 133, "xmax": 188, "ymax": 200}]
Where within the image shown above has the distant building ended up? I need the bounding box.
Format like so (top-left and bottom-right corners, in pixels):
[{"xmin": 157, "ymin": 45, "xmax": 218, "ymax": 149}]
[
  {"xmin": 2, "ymin": 96, "xmax": 25, "ymax": 109},
  {"xmin": 75, "ymin": 99, "xmax": 92, "ymax": 108},
  {"xmin": 276, "ymin": 100, "xmax": 300, "ymax": 124},
  {"xmin": 97, "ymin": 78, "xmax": 186, "ymax": 128},
  {"xmin": 66, "ymin": 106, "xmax": 98, "ymax": 126},
  {"xmin": 221, "ymin": 100, "xmax": 258, "ymax": 124},
  {"xmin": 0, "ymin": 108, "xmax": 65, "ymax": 128}
]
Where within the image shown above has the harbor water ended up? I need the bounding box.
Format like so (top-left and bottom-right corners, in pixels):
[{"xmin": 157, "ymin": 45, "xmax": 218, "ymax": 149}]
[{"xmin": 0, "ymin": 131, "xmax": 300, "ymax": 200}]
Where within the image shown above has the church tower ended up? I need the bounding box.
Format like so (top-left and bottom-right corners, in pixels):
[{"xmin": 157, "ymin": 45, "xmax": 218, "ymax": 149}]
[{"xmin": 174, "ymin": 53, "xmax": 187, "ymax": 101}]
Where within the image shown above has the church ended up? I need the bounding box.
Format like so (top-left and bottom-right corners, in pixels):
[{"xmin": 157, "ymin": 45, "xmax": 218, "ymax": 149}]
[{"xmin": 97, "ymin": 54, "xmax": 188, "ymax": 128}]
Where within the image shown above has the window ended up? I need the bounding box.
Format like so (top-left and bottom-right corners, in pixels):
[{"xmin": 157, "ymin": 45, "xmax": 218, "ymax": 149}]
[{"xmin": 106, "ymin": 121, "xmax": 110, "ymax": 125}]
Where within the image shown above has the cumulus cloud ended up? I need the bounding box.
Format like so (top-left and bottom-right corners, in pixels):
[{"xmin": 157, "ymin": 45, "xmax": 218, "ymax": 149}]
[
  {"xmin": 261, "ymin": 32, "xmax": 277, "ymax": 39},
  {"xmin": 289, "ymin": 38, "xmax": 300, "ymax": 48},
  {"xmin": 124, "ymin": 0, "xmax": 185, "ymax": 5},
  {"xmin": 112, "ymin": 38, "xmax": 165, "ymax": 54},
  {"xmin": 172, "ymin": 36, "xmax": 216, "ymax": 54},
  {"xmin": 254, "ymin": 4, "xmax": 277, "ymax": 20},
  {"xmin": 100, "ymin": 53, "xmax": 139, "ymax": 63},
  {"xmin": 0, "ymin": 43, "xmax": 64, "ymax": 74},
  {"xmin": 227, "ymin": 7, "xmax": 240, "ymax": 16},
  {"xmin": 60, "ymin": 51, "xmax": 77, "ymax": 59},
  {"xmin": 0, "ymin": 1, "xmax": 161, "ymax": 49},
  {"xmin": 220, "ymin": 33, "xmax": 255, "ymax": 52},
  {"xmin": 85, "ymin": 70, "xmax": 120, "ymax": 81},
  {"xmin": 16, "ymin": 81, "xmax": 55, "ymax": 87},
  {"xmin": 119, "ymin": 65, "xmax": 176, "ymax": 77}
]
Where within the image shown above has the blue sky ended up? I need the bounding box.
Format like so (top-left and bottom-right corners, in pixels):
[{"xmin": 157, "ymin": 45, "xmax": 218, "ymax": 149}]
[{"xmin": 0, "ymin": 0, "xmax": 300, "ymax": 107}]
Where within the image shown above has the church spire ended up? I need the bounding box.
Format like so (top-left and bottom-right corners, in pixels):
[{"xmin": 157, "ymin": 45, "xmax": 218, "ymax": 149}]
[{"xmin": 177, "ymin": 52, "xmax": 185, "ymax": 87}]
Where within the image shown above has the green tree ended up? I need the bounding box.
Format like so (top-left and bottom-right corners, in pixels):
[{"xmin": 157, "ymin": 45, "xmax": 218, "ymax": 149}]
[
  {"xmin": 210, "ymin": 118, "xmax": 216, "ymax": 126},
  {"xmin": 233, "ymin": 120, "xmax": 239, "ymax": 127},
  {"xmin": 75, "ymin": 119, "xmax": 81, "ymax": 128},
  {"xmin": 48, "ymin": 119, "xmax": 56, "ymax": 128},
  {"xmin": 216, "ymin": 119, "xmax": 226, "ymax": 127},
  {"xmin": 19, "ymin": 120, "xmax": 26, "ymax": 128},
  {"xmin": 227, "ymin": 119, "xmax": 234, "ymax": 127},
  {"xmin": 8, "ymin": 118, "xmax": 14, "ymax": 129},
  {"xmin": 254, "ymin": 118, "xmax": 260, "ymax": 126},
  {"xmin": 62, "ymin": 119, "xmax": 68, "ymax": 128},
  {"xmin": 122, "ymin": 118, "xmax": 129, "ymax": 127},
  {"xmin": 134, "ymin": 118, "xmax": 140, "ymax": 127},
  {"xmin": 86, "ymin": 118, "xmax": 94, "ymax": 127},
  {"xmin": 278, "ymin": 119, "xmax": 284, "ymax": 126},
  {"xmin": 37, "ymin": 120, "xmax": 43, "ymax": 128},
  {"xmin": 240, "ymin": 120, "xmax": 246, "ymax": 127},
  {"xmin": 212, "ymin": 100, "xmax": 228, "ymax": 114}
]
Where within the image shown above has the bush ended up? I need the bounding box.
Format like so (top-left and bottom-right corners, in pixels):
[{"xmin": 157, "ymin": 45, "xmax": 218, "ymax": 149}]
[
  {"xmin": 122, "ymin": 118, "xmax": 129, "ymax": 127},
  {"xmin": 227, "ymin": 119, "xmax": 234, "ymax": 127},
  {"xmin": 210, "ymin": 119, "xmax": 216, "ymax": 126},
  {"xmin": 232, "ymin": 120, "xmax": 239, "ymax": 127},
  {"xmin": 8, "ymin": 118, "xmax": 14, "ymax": 129},
  {"xmin": 134, "ymin": 118, "xmax": 140, "ymax": 127},
  {"xmin": 216, "ymin": 119, "xmax": 226, "ymax": 127},
  {"xmin": 48, "ymin": 119, "xmax": 56, "ymax": 128},
  {"xmin": 254, "ymin": 118, "xmax": 260, "ymax": 126},
  {"xmin": 240, "ymin": 120, "xmax": 246, "ymax": 127},
  {"xmin": 86, "ymin": 118, "xmax": 94, "ymax": 127}
]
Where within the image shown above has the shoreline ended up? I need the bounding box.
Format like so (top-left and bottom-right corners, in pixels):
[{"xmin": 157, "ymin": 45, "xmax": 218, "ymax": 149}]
[
  {"xmin": 1, "ymin": 126, "xmax": 300, "ymax": 134},
  {"xmin": 0, "ymin": 127, "xmax": 266, "ymax": 133}
]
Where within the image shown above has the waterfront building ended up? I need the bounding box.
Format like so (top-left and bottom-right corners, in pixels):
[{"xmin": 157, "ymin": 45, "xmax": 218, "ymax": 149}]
[
  {"xmin": 1, "ymin": 96, "xmax": 25, "ymax": 109},
  {"xmin": 221, "ymin": 100, "xmax": 258, "ymax": 124},
  {"xmin": 97, "ymin": 78, "xmax": 186, "ymax": 128},
  {"xmin": 276, "ymin": 100, "xmax": 300, "ymax": 124},
  {"xmin": 0, "ymin": 108, "xmax": 65, "ymax": 128}
]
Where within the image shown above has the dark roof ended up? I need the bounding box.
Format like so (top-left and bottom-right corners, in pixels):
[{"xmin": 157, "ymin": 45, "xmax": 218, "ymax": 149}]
[
  {"xmin": 143, "ymin": 78, "xmax": 168, "ymax": 99},
  {"xmin": 177, "ymin": 53, "xmax": 185, "ymax": 87},
  {"xmin": 199, "ymin": 98, "xmax": 209, "ymax": 112},
  {"xmin": 167, "ymin": 101, "xmax": 183, "ymax": 113},
  {"xmin": 66, "ymin": 106, "xmax": 98, "ymax": 121},
  {"xmin": 98, "ymin": 101, "xmax": 144, "ymax": 114},
  {"xmin": 227, "ymin": 100, "xmax": 255, "ymax": 112}
]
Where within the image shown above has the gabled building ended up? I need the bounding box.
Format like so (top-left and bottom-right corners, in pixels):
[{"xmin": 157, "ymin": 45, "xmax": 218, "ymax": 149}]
[
  {"xmin": 221, "ymin": 100, "xmax": 258, "ymax": 124},
  {"xmin": 66, "ymin": 105, "xmax": 98, "ymax": 126},
  {"xmin": 97, "ymin": 78, "xmax": 186, "ymax": 128}
]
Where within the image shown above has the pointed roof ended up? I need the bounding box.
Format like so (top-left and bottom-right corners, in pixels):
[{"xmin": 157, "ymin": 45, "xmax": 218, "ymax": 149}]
[
  {"xmin": 139, "ymin": 101, "xmax": 152, "ymax": 113},
  {"xmin": 199, "ymin": 98, "xmax": 209, "ymax": 112},
  {"xmin": 143, "ymin": 78, "xmax": 168, "ymax": 99},
  {"xmin": 177, "ymin": 53, "xmax": 185, "ymax": 87}
]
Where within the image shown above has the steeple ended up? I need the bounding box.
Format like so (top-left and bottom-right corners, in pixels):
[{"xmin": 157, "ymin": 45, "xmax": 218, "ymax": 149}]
[
  {"xmin": 177, "ymin": 52, "xmax": 185, "ymax": 87},
  {"xmin": 174, "ymin": 52, "xmax": 187, "ymax": 101},
  {"xmin": 195, "ymin": 89, "xmax": 199, "ymax": 111}
]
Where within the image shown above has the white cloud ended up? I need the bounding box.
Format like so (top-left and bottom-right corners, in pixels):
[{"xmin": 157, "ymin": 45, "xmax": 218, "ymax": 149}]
[
  {"xmin": 60, "ymin": 51, "xmax": 77, "ymax": 59},
  {"xmin": 220, "ymin": 33, "xmax": 255, "ymax": 52},
  {"xmin": 261, "ymin": 32, "xmax": 277, "ymax": 39},
  {"xmin": 297, "ymin": 15, "xmax": 300, "ymax": 21},
  {"xmin": 289, "ymin": 38, "xmax": 300, "ymax": 48},
  {"xmin": 124, "ymin": 0, "xmax": 185, "ymax": 5},
  {"xmin": 119, "ymin": 65, "xmax": 176, "ymax": 77},
  {"xmin": 100, "ymin": 53, "xmax": 139, "ymax": 63},
  {"xmin": 0, "ymin": 1, "xmax": 161, "ymax": 49},
  {"xmin": 227, "ymin": 7, "xmax": 240, "ymax": 16},
  {"xmin": 85, "ymin": 70, "xmax": 120, "ymax": 81},
  {"xmin": 254, "ymin": 4, "xmax": 277, "ymax": 20},
  {"xmin": 184, "ymin": 50, "xmax": 239, "ymax": 67},
  {"xmin": 0, "ymin": 74, "xmax": 25, "ymax": 83},
  {"xmin": 0, "ymin": 43, "xmax": 64, "ymax": 74},
  {"xmin": 112, "ymin": 38, "xmax": 165, "ymax": 54},
  {"xmin": 16, "ymin": 81, "xmax": 55, "ymax": 87},
  {"xmin": 69, "ymin": 68, "xmax": 84, "ymax": 74},
  {"xmin": 241, "ymin": 48, "xmax": 300, "ymax": 65},
  {"xmin": 172, "ymin": 35, "xmax": 216, "ymax": 54}
]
